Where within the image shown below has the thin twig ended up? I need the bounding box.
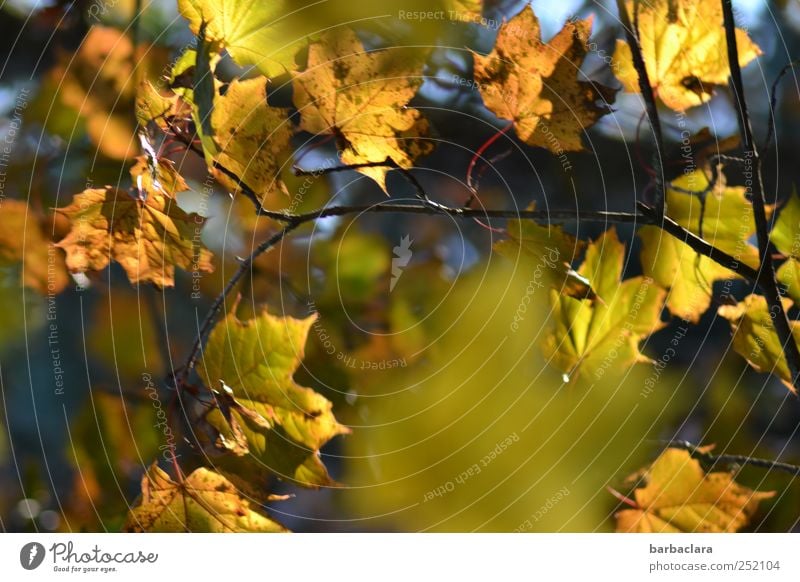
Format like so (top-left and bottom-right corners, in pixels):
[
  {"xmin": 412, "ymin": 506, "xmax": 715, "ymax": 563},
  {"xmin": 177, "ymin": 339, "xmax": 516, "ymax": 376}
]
[
  {"xmin": 656, "ymin": 440, "xmax": 800, "ymax": 477},
  {"xmin": 616, "ymin": 0, "xmax": 668, "ymax": 216},
  {"xmin": 764, "ymin": 60, "xmax": 800, "ymax": 152},
  {"xmin": 179, "ymin": 224, "xmax": 299, "ymax": 383},
  {"xmin": 721, "ymin": 0, "xmax": 800, "ymax": 388}
]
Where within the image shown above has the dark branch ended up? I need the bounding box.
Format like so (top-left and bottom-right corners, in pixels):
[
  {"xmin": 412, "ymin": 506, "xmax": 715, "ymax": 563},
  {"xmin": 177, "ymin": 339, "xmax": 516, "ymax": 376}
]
[
  {"xmin": 657, "ymin": 440, "xmax": 800, "ymax": 477},
  {"xmin": 616, "ymin": 0, "xmax": 668, "ymax": 216},
  {"xmin": 722, "ymin": 0, "xmax": 800, "ymax": 388}
]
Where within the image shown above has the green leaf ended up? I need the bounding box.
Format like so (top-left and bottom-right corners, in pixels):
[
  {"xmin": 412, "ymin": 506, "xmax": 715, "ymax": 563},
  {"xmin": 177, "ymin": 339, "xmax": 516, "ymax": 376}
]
[
  {"xmin": 717, "ymin": 294, "xmax": 800, "ymax": 392},
  {"xmin": 639, "ymin": 170, "xmax": 762, "ymax": 323},
  {"xmin": 494, "ymin": 210, "xmax": 594, "ymax": 299},
  {"xmin": 770, "ymin": 192, "xmax": 800, "ymax": 303},
  {"xmin": 199, "ymin": 307, "xmax": 350, "ymax": 487},
  {"xmin": 543, "ymin": 228, "xmax": 666, "ymax": 381},
  {"xmin": 125, "ymin": 465, "xmax": 287, "ymax": 532}
]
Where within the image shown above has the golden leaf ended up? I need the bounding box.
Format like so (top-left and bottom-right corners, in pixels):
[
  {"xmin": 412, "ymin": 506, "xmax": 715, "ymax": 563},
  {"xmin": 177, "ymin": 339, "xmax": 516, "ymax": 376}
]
[
  {"xmin": 293, "ymin": 27, "xmax": 431, "ymax": 192},
  {"xmin": 125, "ymin": 464, "xmax": 287, "ymax": 532},
  {"xmin": 639, "ymin": 170, "xmax": 763, "ymax": 323},
  {"xmin": 55, "ymin": 157, "xmax": 213, "ymax": 288},
  {"xmin": 616, "ymin": 448, "xmax": 774, "ymax": 532},
  {"xmin": 717, "ymin": 294, "xmax": 800, "ymax": 392},
  {"xmin": 614, "ymin": 0, "xmax": 761, "ymax": 110},
  {"xmin": 473, "ymin": 8, "xmax": 615, "ymax": 152}
]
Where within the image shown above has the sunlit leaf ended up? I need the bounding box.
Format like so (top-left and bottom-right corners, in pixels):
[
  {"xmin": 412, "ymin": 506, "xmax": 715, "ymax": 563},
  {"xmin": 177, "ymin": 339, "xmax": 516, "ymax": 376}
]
[
  {"xmin": 616, "ymin": 448, "xmax": 774, "ymax": 532},
  {"xmin": 717, "ymin": 294, "xmax": 800, "ymax": 391},
  {"xmin": 639, "ymin": 170, "xmax": 762, "ymax": 323},
  {"xmin": 473, "ymin": 8, "xmax": 615, "ymax": 152},
  {"xmin": 55, "ymin": 157, "xmax": 214, "ymax": 288},
  {"xmin": 614, "ymin": 0, "xmax": 761, "ymax": 110},
  {"xmin": 125, "ymin": 464, "xmax": 287, "ymax": 532},
  {"xmin": 199, "ymin": 307, "xmax": 350, "ymax": 487},
  {"xmin": 293, "ymin": 27, "xmax": 431, "ymax": 192},
  {"xmin": 770, "ymin": 192, "xmax": 800, "ymax": 303},
  {"xmin": 543, "ymin": 228, "xmax": 666, "ymax": 381}
]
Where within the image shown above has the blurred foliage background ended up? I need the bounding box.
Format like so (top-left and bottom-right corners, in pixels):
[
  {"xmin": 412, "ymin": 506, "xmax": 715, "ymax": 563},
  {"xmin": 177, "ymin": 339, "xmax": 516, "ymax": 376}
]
[{"xmin": 1, "ymin": 0, "xmax": 800, "ymax": 532}]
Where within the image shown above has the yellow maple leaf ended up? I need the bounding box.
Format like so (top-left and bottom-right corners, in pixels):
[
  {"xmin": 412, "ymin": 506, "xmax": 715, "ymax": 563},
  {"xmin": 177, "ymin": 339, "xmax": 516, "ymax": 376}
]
[
  {"xmin": 125, "ymin": 464, "xmax": 287, "ymax": 532},
  {"xmin": 614, "ymin": 0, "xmax": 761, "ymax": 110},
  {"xmin": 199, "ymin": 307, "xmax": 350, "ymax": 487},
  {"xmin": 616, "ymin": 448, "xmax": 774, "ymax": 532},
  {"xmin": 292, "ymin": 27, "xmax": 431, "ymax": 192},
  {"xmin": 717, "ymin": 294, "xmax": 800, "ymax": 392},
  {"xmin": 210, "ymin": 77, "xmax": 294, "ymax": 201},
  {"xmin": 55, "ymin": 157, "xmax": 214, "ymax": 288},
  {"xmin": 639, "ymin": 169, "xmax": 763, "ymax": 323},
  {"xmin": 0, "ymin": 200, "xmax": 69, "ymax": 294},
  {"xmin": 542, "ymin": 228, "xmax": 666, "ymax": 382},
  {"xmin": 473, "ymin": 8, "xmax": 615, "ymax": 152}
]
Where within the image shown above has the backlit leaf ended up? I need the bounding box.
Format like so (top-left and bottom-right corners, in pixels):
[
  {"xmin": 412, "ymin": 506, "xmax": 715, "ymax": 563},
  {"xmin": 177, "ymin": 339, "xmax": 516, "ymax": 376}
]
[
  {"xmin": 473, "ymin": 8, "xmax": 615, "ymax": 152},
  {"xmin": 543, "ymin": 228, "xmax": 666, "ymax": 381},
  {"xmin": 616, "ymin": 448, "xmax": 774, "ymax": 532},
  {"xmin": 717, "ymin": 294, "xmax": 800, "ymax": 391},
  {"xmin": 293, "ymin": 27, "xmax": 431, "ymax": 192},
  {"xmin": 770, "ymin": 193, "xmax": 800, "ymax": 303},
  {"xmin": 639, "ymin": 170, "xmax": 762, "ymax": 323},
  {"xmin": 614, "ymin": 0, "xmax": 761, "ymax": 110},
  {"xmin": 55, "ymin": 157, "xmax": 214, "ymax": 288},
  {"xmin": 125, "ymin": 464, "xmax": 287, "ymax": 532},
  {"xmin": 199, "ymin": 307, "xmax": 350, "ymax": 487}
]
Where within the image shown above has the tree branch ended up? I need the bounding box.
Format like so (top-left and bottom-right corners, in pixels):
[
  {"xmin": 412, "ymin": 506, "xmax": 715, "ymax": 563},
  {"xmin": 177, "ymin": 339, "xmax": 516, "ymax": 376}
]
[
  {"xmin": 616, "ymin": 0, "xmax": 668, "ymax": 216},
  {"xmin": 721, "ymin": 0, "xmax": 800, "ymax": 388},
  {"xmin": 657, "ymin": 440, "xmax": 800, "ymax": 477}
]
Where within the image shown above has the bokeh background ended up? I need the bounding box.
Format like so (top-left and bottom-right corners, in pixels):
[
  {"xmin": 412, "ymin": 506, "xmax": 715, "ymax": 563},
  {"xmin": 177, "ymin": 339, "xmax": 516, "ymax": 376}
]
[{"xmin": 1, "ymin": 0, "xmax": 800, "ymax": 532}]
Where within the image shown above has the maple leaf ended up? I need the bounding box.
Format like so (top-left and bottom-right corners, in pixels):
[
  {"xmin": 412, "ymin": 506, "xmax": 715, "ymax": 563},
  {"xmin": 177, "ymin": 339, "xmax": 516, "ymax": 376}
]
[
  {"xmin": 472, "ymin": 8, "xmax": 615, "ymax": 152},
  {"xmin": 125, "ymin": 464, "xmax": 287, "ymax": 532},
  {"xmin": 717, "ymin": 294, "xmax": 800, "ymax": 392},
  {"xmin": 770, "ymin": 193, "xmax": 800, "ymax": 303},
  {"xmin": 209, "ymin": 77, "xmax": 294, "ymax": 201},
  {"xmin": 55, "ymin": 157, "xmax": 214, "ymax": 288},
  {"xmin": 493, "ymin": 211, "xmax": 594, "ymax": 299},
  {"xmin": 616, "ymin": 448, "xmax": 774, "ymax": 532},
  {"xmin": 614, "ymin": 0, "xmax": 762, "ymax": 110},
  {"xmin": 0, "ymin": 200, "xmax": 69, "ymax": 294},
  {"xmin": 639, "ymin": 170, "xmax": 763, "ymax": 323},
  {"xmin": 542, "ymin": 228, "xmax": 666, "ymax": 382},
  {"xmin": 292, "ymin": 27, "xmax": 431, "ymax": 192},
  {"xmin": 135, "ymin": 81, "xmax": 183, "ymax": 131},
  {"xmin": 199, "ymin": 307, "xmax": 350, "ymax": 487}
]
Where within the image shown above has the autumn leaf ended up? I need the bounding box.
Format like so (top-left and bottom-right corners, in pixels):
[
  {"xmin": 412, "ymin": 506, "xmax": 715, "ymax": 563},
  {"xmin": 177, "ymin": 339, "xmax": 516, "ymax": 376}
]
[
  {"xmin": 616, "ymin": 448, "xmax": 774, "ymax": 532},
  {"xmin": 639, "ymin": 170, "xmax": 763, "ymax": 323},
  {"xmin": 770, "ymin": 193, "xmax": 800, "ymax": 303},
  {"xmin": 0, "ymin": 200, "xmax": 69, "ymax": 294},
  {"xmin": 717, "ymin": 294, "xmax": 800, "ymax": 391},
  {"xmin": 614, "ymin": 0, "xmax": 761, "ymax": 110},
  {"xmin": 494, "ymin": 211, "xmax": 594, "ymax": 299},
  {"xmin": 209, "ymin": 77, "xmax": 293, "ymax": 201},
  {"xmin": 473, "ymin": 8, "xmax": 615, "ymax": 152},
  {"xmin": 199, "ymin": 307, "xmax": 350, "ymax": 487},
  {"xmin": 42, "ymin": 26, "xmax": 168, "ymax": 159},
  {"xmin": 542, "ymin": 228, "xmax": 665, "ymax": 382},
  {"xmin": 55, "ymin": 157, "xmax": 214, "ymax": 288},
  {"xmin": 135, "ymin": 81, "xmax": 183, "ymax": 131},
  {"xmin": 293, "ymin": 27, "xmax": 431, "ymax": 192},
  {"xmin": 125, "ymin": 464, "xmax": 287, "ymax": 532}
]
